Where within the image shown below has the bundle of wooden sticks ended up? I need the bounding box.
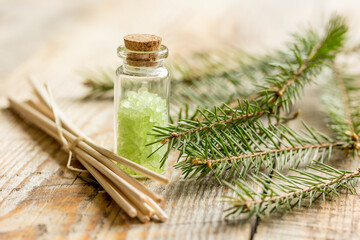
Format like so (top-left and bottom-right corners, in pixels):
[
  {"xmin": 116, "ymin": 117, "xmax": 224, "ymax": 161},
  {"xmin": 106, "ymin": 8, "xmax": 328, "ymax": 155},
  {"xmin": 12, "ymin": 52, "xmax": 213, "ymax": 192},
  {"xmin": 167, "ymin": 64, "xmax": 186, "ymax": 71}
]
[{"xmin": 8, "ymin": 78, "xmax": 169, "ymax": 223}]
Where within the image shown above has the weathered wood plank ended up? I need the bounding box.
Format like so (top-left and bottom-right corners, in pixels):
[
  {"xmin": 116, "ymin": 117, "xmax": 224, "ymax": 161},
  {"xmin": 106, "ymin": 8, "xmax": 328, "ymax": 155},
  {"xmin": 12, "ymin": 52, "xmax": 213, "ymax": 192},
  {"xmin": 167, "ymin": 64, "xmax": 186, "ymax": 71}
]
[{"xmin": 1, "ymin": 0, "xmax": 360, "ymax": 239}]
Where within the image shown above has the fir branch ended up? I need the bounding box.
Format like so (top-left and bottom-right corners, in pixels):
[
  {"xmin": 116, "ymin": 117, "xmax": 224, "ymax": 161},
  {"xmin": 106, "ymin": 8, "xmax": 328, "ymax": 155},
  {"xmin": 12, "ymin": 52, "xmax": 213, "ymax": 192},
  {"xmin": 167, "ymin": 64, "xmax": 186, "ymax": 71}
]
[
  {"xmin": 248, "ymin": 15, "xmax": 348, "ymax": 113},
  {"xmin": 154, "ymin": 15, "xmax": 348, "ymax": 159},
  {"xmin": 153, "ymin": 101, "xmax": 268, "ymax": 165},
  {"xmin": 172, "ymin": 122, "xmax": 340, "ymax": 179},
  {"xmin": 323, "ymin": 62, "xmax": 360, "ymax": 151},
  {"xmin": 223, "ymin": 162, "xmax": 360, "ymax": 219}
]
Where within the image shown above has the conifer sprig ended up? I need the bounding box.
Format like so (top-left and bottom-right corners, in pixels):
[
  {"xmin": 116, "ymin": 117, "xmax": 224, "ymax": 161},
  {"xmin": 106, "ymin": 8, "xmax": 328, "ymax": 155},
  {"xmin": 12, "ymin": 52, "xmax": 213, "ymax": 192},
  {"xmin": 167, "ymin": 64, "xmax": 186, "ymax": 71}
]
[
  {"xmin": 153, "ymin": 15, "xmax": 348, "ymax": 168},
  {"xmin": 249, "ymin": 15, "xmax": 348, "ymax": 113},
  {"xmin": 323, "ymin": 62, "xmax": 360, "ymax": 153},
  {"xmin": 172, "ymin": 122, "xmax": 341, "ymax": 179},
  {"xmin": 223, "ymin": 162, "xmax": 360, "ymax": 219},
  {"xmin": 154, "ymin": 101, "xmax": 267, "ymax": 164}
]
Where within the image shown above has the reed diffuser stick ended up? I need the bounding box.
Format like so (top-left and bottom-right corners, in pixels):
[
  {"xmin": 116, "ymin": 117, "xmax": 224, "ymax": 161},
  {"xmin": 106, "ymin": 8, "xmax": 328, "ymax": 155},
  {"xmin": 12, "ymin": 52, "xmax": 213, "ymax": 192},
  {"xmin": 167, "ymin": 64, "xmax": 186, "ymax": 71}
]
[
  {"xmin": 28, "ymin": 77, "xmax": 169, "ymax": 184},
  {"xmin": 8, "ymin": 81, "xmax": 169, "ymax": 223}
]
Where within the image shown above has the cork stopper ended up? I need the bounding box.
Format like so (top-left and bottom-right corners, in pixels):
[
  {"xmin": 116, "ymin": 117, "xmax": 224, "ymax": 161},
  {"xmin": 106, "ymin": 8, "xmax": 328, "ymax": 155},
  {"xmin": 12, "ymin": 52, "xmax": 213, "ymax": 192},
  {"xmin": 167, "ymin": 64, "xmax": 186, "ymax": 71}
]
[
  {"xmin": 122, "ymin": 34, "xmax": 164, "ymax": 67},
  {"xmin": 124, "ymin": 34, "xmax": 162, "ymax": 52}
]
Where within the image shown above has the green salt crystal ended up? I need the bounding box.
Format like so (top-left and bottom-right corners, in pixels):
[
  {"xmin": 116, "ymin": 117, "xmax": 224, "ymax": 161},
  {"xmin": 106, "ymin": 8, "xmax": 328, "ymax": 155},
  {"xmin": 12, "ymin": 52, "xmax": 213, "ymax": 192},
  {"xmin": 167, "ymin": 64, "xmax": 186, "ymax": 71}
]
[{"xmin": 117, "ymin": 88, "xmax": 167, "ymax": 176}]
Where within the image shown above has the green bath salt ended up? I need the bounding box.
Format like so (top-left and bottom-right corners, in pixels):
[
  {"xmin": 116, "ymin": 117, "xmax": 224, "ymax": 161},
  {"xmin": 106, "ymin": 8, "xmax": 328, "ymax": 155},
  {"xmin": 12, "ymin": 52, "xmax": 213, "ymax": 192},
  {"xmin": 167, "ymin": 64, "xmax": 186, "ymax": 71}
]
[{"xmin": 116, "ymin": 88, "xmax": 167, "ymax": 176}]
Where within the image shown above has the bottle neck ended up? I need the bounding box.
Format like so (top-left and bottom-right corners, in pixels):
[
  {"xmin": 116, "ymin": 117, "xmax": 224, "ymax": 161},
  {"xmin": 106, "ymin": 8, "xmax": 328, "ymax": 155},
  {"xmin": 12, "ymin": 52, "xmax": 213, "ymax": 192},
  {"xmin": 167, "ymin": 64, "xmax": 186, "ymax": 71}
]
[
  {"xmin": 117, "ymin": 45, "xmax": 168, "ymax": 75},
  {"xmin": 122, "ymin": 61, "xmax": 165, "ymax": 76}
]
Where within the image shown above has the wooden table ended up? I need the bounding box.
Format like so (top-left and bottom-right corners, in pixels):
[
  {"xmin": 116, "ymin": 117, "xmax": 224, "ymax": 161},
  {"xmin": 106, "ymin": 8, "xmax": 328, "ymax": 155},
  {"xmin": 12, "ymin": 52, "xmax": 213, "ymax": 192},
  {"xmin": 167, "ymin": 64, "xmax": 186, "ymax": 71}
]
[{"xmin": 1, "ymin": 1, "xmax": 360, "ymax": 239}]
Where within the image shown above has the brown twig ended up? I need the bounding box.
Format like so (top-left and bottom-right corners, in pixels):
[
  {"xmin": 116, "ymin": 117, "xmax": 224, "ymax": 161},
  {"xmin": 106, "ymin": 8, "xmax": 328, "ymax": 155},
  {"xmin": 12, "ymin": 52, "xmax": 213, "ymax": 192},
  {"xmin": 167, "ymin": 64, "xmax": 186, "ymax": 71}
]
[{"xmin": 190, "ymin": 142, "xmax": 338, "ymax": 165}]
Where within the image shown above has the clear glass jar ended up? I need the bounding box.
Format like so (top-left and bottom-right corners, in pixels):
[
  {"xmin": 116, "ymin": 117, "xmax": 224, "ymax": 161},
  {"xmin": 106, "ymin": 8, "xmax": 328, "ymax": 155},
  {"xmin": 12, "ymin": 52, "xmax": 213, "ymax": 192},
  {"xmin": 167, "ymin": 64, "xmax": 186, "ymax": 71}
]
[{"xmin": 114, "ymin": 44, "xmax": 170, "ymax": 176}]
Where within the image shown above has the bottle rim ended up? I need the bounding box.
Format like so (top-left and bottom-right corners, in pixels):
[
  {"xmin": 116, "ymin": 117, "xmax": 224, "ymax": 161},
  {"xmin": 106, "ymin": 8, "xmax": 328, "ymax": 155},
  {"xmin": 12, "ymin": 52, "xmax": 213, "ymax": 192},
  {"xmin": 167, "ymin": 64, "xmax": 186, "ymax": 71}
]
[{"xmin": 117, "ymin": 45, "xmax": 168, "ymax": 61}]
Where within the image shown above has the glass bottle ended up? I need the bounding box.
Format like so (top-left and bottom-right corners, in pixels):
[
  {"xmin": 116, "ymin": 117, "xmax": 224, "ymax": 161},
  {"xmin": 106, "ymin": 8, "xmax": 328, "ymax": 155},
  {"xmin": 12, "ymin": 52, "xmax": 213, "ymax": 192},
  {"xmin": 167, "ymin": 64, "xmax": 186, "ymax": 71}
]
[{"xmin": 114, "ymin": 34, "xmax": 169, "ymax": 176}]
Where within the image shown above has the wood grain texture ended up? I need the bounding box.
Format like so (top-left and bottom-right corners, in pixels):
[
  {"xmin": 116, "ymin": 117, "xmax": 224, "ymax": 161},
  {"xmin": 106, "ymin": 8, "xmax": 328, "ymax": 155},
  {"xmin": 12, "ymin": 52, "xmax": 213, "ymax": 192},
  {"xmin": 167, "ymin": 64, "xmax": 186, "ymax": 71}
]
[{"xmin": 0, "ymin": 0, "xmax": 360, "ymax": 239}]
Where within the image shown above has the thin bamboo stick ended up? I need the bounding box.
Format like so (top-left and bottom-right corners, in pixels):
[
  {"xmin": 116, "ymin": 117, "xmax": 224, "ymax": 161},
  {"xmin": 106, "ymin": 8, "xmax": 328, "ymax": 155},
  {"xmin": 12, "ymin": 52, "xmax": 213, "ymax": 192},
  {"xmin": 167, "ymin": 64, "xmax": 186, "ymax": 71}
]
[
  {"xmin": 77, "ymin": 155, "xmax": 138, "ymax": 218},
  {"xmin": 15, "ymin": 98, "xmax": 160, "ymax": 200},
  {"xmin": 9, "ymin": 97, "xmax": 167, "ymax": 222},
  {"xmin": 29, "ymin": 77, "xmax": 169, "ymax": 184},
  {"xmin": 145, "ymin": 197, "xmax": 168, "ymax": 222},
  {"xmin": 76, "ymin": 138, "xmax": 163, "ymax": 202},
  {"xmin": 75, "ymin": 149, "xmax": 152, "ymax": 216},
  {"xmin": 10, "ymin": 98, "xmax": 143, "ymax": 218},
  {"xmin": 27, "ymin": 99, "xmax": 163, "ymax": 202},
  {"xmin": 136, "ymin": 210, "xmax": 151, "ymax": 223},
  {"xmin": 104, "ymin": 174, "xmax": 151, "ymax": 223},
  {"xmin": 77, "ymin": 147, "xmax": 154, "ymax": 223},
  {"xmin": 88, "ymin": 143, "xmax": 169, "ymax": 185}
]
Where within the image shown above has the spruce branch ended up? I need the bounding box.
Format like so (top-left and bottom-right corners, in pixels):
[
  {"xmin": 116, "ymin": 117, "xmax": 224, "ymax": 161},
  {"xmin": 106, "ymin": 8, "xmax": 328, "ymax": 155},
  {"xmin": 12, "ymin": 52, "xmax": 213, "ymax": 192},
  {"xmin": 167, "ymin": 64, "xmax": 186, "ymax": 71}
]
[
  {"xmin": 223, "ymin": 162, "xmax": 360, "ymax": 219},
  {"xmin": 246, "ymin": 15, "xmax": 348, "ymax": 114},
  {"xmin": 153, "ymin": 101, "xmax": 267, "ymax": 163},
  {"xmin": 154, "ymin": 15, "xmax": 348, "ymax": 163},
  {"xmin": 323, "ymin": 61, "xmax": 360, "ymax": 151},
  {"xmin": 172, "ymin": 122, "xmax": 341, "ymax": 179}
]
